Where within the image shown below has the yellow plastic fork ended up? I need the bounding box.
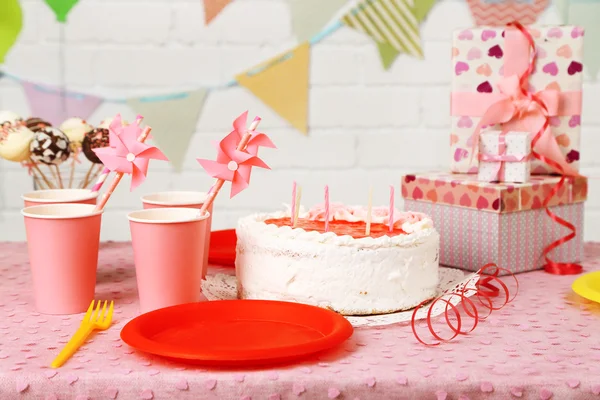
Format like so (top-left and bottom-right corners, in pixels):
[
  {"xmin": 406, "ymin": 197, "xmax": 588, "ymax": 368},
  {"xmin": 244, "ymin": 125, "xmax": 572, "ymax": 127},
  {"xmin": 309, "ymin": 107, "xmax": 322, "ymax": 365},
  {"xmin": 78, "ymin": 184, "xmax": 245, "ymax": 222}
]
[{"xmin": 51, "ymin": 300, "xmax": 114, "ymax": 368}]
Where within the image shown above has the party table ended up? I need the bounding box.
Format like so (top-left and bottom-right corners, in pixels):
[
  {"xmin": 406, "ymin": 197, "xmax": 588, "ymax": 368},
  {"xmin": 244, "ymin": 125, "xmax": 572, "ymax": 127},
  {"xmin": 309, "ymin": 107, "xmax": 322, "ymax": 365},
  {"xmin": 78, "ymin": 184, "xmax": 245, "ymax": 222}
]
[{"xmin": 1, "ymin": 242, "xmax": 599, "ymax": 400}]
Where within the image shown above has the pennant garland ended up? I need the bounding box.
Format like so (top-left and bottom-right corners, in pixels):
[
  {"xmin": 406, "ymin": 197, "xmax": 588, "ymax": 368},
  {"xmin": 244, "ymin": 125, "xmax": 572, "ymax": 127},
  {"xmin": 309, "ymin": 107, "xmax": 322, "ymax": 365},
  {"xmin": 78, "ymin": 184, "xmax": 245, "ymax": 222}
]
[
  {"xmin": 127, "ymin": 90, "xmax": 209, "ymax": 172},
  {"xmin": 289, "ymin": 0, "xmax": 348, "ymax": 43},
  {"xmin": 44, "ymin": 0, "xmax": 80, "ymax": 23},
  {"xmin": 559, "ymin": 0, "xmax": 600, "ymax": 81},
  {"xmin": 466, "ymin": 0, "xmax": 549, "ymax": 26},
  {"xmin": 204, "ymin": 0, "xmax": 233, "ymax": 25},
  {"xmin": 1, "ymin": 0, "xmax": 443, "ymax": 170},
  {"xmin": 236, "ymin": 43, "xmax": 311, "ymax": 135},
  {"xmin": 342, "ymin": 0, "xmax": 423, "ymax": 70},
  {"xmin": 0, "ymin": 0, "xmax": 22, "ymax": 64},
  {"xmin": 21, "ymin": 81, "xmax": 103, "ymax": 126}
]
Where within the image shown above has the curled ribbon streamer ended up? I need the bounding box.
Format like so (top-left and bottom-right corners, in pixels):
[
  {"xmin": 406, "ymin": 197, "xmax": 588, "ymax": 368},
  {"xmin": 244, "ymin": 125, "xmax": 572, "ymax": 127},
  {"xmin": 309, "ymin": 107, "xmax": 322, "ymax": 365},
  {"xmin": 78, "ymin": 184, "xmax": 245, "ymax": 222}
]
[
  {"xmin": 20, "ymin": 160, "xmax": 35, "ymax": 176},
  {"xmin": 508, "ymin": 22, "xmax": 582, "ymax": 275},
  {"xmin": 411, "ymin": 263, "xmax": 518, "ymax": 346}
]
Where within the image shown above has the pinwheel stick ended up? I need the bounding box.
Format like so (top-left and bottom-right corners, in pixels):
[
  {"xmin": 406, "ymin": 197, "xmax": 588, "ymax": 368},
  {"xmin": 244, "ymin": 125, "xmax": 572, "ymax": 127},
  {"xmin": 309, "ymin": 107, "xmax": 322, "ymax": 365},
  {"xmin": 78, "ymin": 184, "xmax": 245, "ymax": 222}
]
[
  {"xmin": 94, "ymin": 126, "xmax": 152, "ymax": 212},
  {"xmin": 198, "ymin": 116, "xmax": 262, "ymax": 217}
]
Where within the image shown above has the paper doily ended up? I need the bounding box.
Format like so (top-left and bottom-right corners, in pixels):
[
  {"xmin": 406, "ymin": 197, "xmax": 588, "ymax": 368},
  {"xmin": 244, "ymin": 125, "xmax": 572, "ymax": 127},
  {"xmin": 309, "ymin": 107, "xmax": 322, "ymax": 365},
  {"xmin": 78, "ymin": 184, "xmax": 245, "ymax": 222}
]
[{"xmin": 201, "ymin": 268, "xmax": 479, "ymax": 328}]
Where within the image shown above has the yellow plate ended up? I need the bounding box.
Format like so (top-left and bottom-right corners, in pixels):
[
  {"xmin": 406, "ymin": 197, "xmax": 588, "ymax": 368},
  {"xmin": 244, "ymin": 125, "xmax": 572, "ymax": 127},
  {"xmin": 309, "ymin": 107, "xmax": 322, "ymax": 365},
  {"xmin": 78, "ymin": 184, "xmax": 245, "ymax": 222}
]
[{"xmin": 572, "ymin": 271, "xmax": 600, "ymax": 304}]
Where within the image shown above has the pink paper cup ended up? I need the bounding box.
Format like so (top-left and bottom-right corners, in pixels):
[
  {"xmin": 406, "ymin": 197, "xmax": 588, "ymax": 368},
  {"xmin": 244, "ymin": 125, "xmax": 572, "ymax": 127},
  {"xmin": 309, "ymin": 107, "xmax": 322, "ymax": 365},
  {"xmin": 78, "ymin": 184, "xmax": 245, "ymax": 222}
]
[
  {"xmin": 22, "ymin": 189, "xmax": 98, "ymax": 208},
  {"xmin": 141, "ymin": 191, "xmax": 213, "ymax": 278},
  {"xmin": 128, "ymin": 208, "xmax": 210, "ymax": 314},
  {"xmin": 22, "ymin": 204, "xmax": 102, "ymax": 315}
]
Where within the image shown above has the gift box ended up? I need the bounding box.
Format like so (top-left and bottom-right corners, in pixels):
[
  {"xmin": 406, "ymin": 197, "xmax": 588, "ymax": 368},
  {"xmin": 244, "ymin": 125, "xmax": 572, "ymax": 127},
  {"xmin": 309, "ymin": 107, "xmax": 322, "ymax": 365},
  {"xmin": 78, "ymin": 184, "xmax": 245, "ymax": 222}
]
[
  {"xmin": 478, "ymin": 131, "xmax": 531, "ymax": 183},
  {"xmin": 450, "ymin": 25, "xmax": 584, "ymax": 175},
  {"xmin": 401, "ymin": 172, "xmax": 587, "ymax": 274}
]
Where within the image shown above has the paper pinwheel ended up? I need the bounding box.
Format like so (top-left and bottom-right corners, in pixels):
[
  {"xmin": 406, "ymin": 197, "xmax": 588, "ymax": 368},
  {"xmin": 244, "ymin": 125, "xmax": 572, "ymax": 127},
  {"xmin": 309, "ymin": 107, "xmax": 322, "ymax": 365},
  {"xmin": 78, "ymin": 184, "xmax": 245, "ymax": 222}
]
[
  {"xmin": 197, "ymin": 112, "xmax": 274, "ymax": 198},
  {"xmin": 229, "ymin": 111, "xmax": 276, "ymax": 154},
  {"xmin": 93, "ymin": 120, "xmax": 168, "ymax": 191}
]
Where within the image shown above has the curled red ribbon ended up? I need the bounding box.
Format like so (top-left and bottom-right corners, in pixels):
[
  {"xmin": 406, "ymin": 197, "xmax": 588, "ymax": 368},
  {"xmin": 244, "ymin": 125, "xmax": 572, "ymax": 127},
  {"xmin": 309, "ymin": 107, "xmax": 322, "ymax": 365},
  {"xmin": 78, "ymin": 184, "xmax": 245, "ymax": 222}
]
[
  {"xmin": 411, "ymin": 263, "xmax": 518, "ymax": 346},
  {"xmin": 508, "ymin": 22, "xmax": 582, "ymax": 275}
]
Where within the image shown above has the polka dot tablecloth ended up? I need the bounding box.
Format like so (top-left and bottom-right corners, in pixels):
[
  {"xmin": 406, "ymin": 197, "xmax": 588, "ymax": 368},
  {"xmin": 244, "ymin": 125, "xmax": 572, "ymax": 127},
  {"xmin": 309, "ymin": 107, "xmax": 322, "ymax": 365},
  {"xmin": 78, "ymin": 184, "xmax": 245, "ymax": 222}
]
[{"xmin": 1, "ymin": 242, "xmax": 600, "ymax": 400}]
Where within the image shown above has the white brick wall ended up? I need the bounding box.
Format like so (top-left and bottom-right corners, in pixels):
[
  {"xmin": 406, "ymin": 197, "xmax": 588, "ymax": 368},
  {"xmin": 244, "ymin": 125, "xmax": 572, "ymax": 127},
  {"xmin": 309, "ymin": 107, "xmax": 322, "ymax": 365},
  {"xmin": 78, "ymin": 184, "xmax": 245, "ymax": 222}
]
[{"xmin": 1, "ymin": 0, "xmax": 599, "ymax": 242}]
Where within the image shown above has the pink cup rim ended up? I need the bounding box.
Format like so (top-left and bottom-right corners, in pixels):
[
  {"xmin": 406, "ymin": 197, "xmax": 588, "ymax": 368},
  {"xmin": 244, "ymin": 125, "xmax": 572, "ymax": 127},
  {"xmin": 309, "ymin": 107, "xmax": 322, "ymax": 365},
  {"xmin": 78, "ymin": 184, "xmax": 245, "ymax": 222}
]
[
  {"xmin": 128, "ymin": 207, "xmax": 210, "ymax": 225},
  {"xmin": 140, "ymin": 191, "xmax": 209, "ymax": 207},
  {"xmin": 21, "ymin": 203, "xmax": 103, "ymax": 220},
  {"xmin": 22, "ymin": 189, "xmax": 99, "ymax": 204}
]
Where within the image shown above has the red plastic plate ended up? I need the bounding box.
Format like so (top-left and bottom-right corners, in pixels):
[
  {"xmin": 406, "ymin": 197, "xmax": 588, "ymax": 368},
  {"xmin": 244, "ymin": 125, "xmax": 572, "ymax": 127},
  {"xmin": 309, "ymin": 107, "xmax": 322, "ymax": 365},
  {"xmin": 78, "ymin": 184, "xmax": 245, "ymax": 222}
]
[
  {"xmin": 208, "ymin": 229, "xmax": 236, "ymax": 267},
  {"xmin": 120, "ymin": 300, "xmax": 354, "ymax": 366}
]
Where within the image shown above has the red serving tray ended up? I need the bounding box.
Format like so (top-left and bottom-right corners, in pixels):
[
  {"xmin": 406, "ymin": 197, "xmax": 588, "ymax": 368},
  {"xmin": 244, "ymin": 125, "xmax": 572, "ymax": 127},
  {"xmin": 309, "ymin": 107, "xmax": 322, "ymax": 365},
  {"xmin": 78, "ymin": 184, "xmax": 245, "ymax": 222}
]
[
  {"xmin": 120, "ymin": 300, "xmax": 353, "ymax": 366},
  {"xmin": 208, "ymin": 229, "xmax": 236, "ymax": 267}
]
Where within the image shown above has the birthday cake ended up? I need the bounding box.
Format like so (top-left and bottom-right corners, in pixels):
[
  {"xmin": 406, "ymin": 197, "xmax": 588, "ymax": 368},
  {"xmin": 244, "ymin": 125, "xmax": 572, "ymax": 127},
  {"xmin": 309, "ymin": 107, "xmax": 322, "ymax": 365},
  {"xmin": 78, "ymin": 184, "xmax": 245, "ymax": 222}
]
[{"xmin": 235, "ymin": 204, "xmax": 440, "ymax": 315}]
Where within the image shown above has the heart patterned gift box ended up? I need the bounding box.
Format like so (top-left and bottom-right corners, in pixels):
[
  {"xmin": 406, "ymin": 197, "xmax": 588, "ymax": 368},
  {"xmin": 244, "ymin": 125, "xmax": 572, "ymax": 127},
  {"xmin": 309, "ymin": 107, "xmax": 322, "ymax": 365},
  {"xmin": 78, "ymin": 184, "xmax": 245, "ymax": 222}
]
[
  {"xmin": 450, "ymin": 25, "xmax": 584, "ymax": 176},
  {"xmin": 402, "ymin": 172, "xmax": 587, "ymax": 274}
]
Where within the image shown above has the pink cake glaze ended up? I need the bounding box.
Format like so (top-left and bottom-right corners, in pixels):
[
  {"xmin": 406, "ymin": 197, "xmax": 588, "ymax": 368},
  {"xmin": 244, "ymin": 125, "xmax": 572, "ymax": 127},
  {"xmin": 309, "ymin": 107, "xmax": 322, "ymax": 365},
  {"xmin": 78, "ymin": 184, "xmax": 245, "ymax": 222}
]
[
  {"xmin": 263, "ymin": 219, "xmax": 405, "ymax": 239},
  {"xmin": 264, "ymin": 204, "xmax": 431, "ymax": 239}
]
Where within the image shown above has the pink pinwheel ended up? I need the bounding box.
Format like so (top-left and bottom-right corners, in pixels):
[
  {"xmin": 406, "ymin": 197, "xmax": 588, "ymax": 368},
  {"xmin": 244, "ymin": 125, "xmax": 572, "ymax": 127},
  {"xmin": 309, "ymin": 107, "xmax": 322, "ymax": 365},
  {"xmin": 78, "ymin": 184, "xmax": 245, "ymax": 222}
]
[
  {"xmin": 228, "ymin": 111, "xmax": 276, "ymax": 154},
  {"xmin": 197, "ymin": 112, "xmax": 273, "ymax": 198},
  {"xmin": 93, "ymin": 121, "xmax": 168, "ymax": 191}
]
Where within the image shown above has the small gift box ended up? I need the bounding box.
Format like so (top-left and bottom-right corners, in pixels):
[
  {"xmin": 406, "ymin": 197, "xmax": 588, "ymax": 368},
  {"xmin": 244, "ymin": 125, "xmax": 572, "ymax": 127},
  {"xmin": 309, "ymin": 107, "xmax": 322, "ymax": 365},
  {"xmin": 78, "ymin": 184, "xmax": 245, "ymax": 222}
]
[
  {"xmin": 478, "ymin": 131, "xmax": 531, "ymax": 183},
  {"xmin": 450, "ymin": 25, "xmax": 584, "ymax": 175},
  {"xmin": 401, "ymin": 171, "xmax": 587, "ymax": 274}
]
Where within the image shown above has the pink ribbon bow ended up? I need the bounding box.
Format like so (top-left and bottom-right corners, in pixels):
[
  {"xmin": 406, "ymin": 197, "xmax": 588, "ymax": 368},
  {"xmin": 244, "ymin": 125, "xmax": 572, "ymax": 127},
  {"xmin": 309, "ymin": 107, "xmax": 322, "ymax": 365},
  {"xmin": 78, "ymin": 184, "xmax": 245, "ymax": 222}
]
[
  {"xmin": 478, "ymin": 132, "xmax": 531, "ymax": 181},
  {"xmin": 468, "ymin": 74, "xmax": 578, "ymax": 175},
  {"xmin": 93, "ymin": 122, "xmax": 168, "ymax": 191},
  {"xmin": 197, "ymin": 112, "xmax": 273, "ymax": 198}
]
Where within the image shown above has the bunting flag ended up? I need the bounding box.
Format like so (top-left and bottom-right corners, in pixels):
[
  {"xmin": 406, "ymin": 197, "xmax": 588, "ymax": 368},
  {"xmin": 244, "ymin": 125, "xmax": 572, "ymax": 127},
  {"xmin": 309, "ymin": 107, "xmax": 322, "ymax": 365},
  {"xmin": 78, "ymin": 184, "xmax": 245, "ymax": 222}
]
[
  {"xmin": 554, "ymin": 0, "xmax": 570, "ymax": 22},
  {"xmin": 414, "ymin": 0, "xmax": 436, "ymax": 23},
  {"xmin": 466, "ymin": 0, "xmax": 549, "ymax": 26},
  {"xmin": 567, "ymin": 0, "xmax": 600, "ymax": 80},
  {"xmin": 21, "ymin": 82, "xmax": 103, "ymax": 126},
  {"xmin": 342, "ymin": 0, "xmax": 423, "ymax": 70},
  {"xmin": 236, "ymin": 43, "xmax": 310, "ymax": 135},
  {"xmin": 289, "ymin": 0, "xmax": 348, "ymax": 42},
  {"xmin": 0, "ymin": 0, "xmax": 22, "ymax": 63},
  {"xmin": 127, "ymin": 89, "xmax": 209, "ymax": 172},
  {"xmin": 44, "ymin": 0, "xmax": 80, "ymax": 23},
  {"xmin": 204, "ymin": 0, "xmax": 233, "ymax": 24}
]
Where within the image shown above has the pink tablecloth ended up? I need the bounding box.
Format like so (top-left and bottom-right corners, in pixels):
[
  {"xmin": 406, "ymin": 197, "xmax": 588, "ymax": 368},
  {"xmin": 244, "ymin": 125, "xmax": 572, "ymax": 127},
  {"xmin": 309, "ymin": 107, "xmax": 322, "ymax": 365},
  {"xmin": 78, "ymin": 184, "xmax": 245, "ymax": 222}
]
[{"xmin": 1, "ymin": 242, "xmax": 600, "ymax": 400}]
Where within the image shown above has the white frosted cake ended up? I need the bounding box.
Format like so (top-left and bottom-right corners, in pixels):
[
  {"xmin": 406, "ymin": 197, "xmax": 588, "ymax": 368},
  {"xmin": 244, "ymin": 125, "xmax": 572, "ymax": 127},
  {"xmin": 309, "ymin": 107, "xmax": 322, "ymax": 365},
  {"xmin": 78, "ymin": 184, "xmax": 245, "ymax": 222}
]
[{"xmin": 235, "ymin": 204, "xmax": 440, "ymax": 315}]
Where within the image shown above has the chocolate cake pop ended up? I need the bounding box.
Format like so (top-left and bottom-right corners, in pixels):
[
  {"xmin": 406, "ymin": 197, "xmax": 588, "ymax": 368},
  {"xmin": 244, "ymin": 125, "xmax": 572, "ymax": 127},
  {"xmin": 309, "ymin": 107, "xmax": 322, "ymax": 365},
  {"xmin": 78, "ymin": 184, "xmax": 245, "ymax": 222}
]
[
  {"xmin": 82, "ymin": 128, "xmax": 109, "ymax": 164},
  {"xmin": 60, "ymin": 117, "xmax": 93, "ymax": 145},
  {"xmin": 25, "ymin": 117, "xmax": 52, "ymax": 132},
  {"xmin": 0, "ymin": 125, "xmax": 34, "ymax": 162},
  {"xmin": 29, "ymin": 127, "xmax": 71, "ymax": 165}
]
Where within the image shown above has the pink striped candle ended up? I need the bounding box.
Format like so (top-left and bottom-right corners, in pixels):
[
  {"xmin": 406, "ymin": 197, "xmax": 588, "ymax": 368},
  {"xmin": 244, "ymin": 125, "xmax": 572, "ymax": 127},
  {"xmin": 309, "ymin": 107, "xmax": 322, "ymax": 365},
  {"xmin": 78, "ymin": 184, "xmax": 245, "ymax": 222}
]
[
  {"xmin": 324, "ymin": 185, "xmax": 330, "ymax": 232},
  {"xmin": 389, "ymin": 185, "xmax": 394, "ymax": 233},
  {"xmin": 291, "ymin": 181, "xmax": 297, "ymax": 224}
]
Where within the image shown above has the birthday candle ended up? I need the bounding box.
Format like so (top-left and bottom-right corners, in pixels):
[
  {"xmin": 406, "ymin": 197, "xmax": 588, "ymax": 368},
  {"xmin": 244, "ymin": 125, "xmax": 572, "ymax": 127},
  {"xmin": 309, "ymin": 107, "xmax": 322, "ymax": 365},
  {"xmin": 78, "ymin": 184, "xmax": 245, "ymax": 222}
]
[
  {"xmin": 389, "ymin": 185, "xmax": 394, "ymax": 233},
  {"xmin": 291, "ymin": 181, "xmax": 297, "ymax": 225},
  {"xmin": 324, "ymin": 185, "xmax": 330, "ymax": 232},
  {"xmin": 365, "ymin": 187, "xmax": 373, "ymax": 236},
  {"xmin": 293, "ymin": 187, "xmax": 302, "ymax": 227}
]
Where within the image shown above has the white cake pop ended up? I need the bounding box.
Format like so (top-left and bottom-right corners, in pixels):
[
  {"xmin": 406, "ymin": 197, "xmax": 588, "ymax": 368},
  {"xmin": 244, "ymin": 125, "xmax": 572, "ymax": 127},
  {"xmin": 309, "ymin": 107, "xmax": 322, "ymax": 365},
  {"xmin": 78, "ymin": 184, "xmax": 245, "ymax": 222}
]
[{"xmin": 60, "ymin": 117, "xmax": 93, "ymax": 145}]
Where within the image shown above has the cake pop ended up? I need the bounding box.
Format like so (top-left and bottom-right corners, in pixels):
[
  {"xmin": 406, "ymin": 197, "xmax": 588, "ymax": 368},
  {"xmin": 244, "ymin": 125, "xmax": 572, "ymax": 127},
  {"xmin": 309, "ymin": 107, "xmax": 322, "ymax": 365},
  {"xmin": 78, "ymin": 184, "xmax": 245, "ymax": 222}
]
[
  {"xmin": 0, "ymin": 110, "xmax": 24, "ymax": 130},
  {"xmin": 25, "ymin": 117, "xmax": 52, "ymax": 132},
  {"xmin": 99, "ymin": 116, "xmax": 129, "ymax": 129},
  {"xmin": 60, "ymin": 117, "xmax": 93, "ymax": 145},
  {"xmin": 82, "ymin": 128, "xmax": 109, "ymax": 164},
  {"xmin": 29, "ymin": 127, "xmax": 71, "ymax": 165},
  {"xmin": 0, "ymin": 125, "xmax": 34, "ymax": 162}
]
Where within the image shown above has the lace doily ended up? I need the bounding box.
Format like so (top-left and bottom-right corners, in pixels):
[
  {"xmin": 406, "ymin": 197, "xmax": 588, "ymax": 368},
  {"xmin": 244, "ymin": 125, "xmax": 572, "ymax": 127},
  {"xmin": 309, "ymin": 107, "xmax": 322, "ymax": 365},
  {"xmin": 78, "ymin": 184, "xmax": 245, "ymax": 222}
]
[{"xmin": 201, "ymin": 268, "xmax": 479, "ymax": 328}]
